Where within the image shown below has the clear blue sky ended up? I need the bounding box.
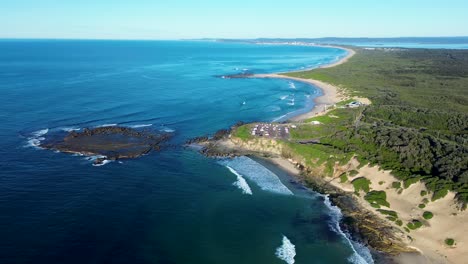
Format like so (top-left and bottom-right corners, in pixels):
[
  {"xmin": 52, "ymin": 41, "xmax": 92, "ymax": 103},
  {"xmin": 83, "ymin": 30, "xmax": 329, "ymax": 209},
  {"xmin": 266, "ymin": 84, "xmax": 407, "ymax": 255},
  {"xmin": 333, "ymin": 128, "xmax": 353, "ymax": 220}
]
[{"xmin": 1, "ymin": 0, "xmax": 468, "ymax": 39}]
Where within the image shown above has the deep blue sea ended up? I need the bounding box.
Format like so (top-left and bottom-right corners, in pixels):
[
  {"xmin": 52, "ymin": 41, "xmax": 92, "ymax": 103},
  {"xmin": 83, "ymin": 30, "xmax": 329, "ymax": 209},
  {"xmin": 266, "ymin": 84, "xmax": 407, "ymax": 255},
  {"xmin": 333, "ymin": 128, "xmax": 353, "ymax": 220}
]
[{"xmin": 0, "ymin": 40, "xmax": 374, "ymax": 264}]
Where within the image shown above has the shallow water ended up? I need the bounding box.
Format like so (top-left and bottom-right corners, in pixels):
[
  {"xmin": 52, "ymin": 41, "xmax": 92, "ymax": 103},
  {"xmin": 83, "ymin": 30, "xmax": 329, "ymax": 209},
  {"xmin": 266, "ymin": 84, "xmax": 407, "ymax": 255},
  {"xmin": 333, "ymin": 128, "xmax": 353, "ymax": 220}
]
[{"xmin": 0, "ymin": 40, "xmax": 373, "ymax": 263}]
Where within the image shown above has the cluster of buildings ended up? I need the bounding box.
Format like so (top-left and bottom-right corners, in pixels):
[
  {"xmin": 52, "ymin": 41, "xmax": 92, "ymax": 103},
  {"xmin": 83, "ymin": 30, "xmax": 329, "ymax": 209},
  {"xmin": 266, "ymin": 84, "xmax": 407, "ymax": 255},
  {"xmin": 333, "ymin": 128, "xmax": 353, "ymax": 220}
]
[{"xmin": 251, "ymin": 123, "xmax": 294, "ymax": 139}]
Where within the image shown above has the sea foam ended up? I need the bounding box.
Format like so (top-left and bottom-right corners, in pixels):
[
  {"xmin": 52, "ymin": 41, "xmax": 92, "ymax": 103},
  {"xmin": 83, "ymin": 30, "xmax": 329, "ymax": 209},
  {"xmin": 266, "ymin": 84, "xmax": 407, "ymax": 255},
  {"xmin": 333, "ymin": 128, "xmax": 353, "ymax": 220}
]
[
  {"xmin": 219, "ymin": 156, "xmax": 293, "ymax": 195},
  {"xmin": 129, "ymin": 124, "xmax": 153, "ymax": 128},
  {"xmin": 288, "ymin": 82, "xmax": 296, "ymax": 89},
  {"xmin": 323, "ymin": 195, "xmax": 374, "ymax": 264},
  {"xmin": 26, "ymin": 129, "xmax": 49, "ymax": 148},
  {"xmin": 226, "ymin": 166, "xmax": 252, "ymax": 195},
  {"xmin": 276, "ymin": 235, "xmax": 296, "ymax": 264}
]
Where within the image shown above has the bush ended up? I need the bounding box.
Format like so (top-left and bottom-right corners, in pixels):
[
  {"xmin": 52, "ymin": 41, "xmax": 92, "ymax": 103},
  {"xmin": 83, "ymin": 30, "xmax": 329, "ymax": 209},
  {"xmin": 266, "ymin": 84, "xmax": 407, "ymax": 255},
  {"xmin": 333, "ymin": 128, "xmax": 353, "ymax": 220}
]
[
  {"xmin": 418, "ymin": 204, "xmax": 426, "ymax": 209},
  {"xmin": 365, "ymin": 191, "xmax": 390, "ymax": 208},
  {"xmin": 407, "ymin": 220, "xmax": 423, "ymax": 230},
  {"xmin": 445, "ymin": 238, "xmax": 455, "ymax": 246},
  {"xmin": 377, "ymin": 209, "xmax": 398, "ymax": 218},
  {"xmin": 392, "ymin": 181, "xmax": 401, "ymax": 189},
  {"xmin": 349, "ymin": 170, "xmax": 359, "ymax": 177},
  {"xmin": 395, "ymin": 219, "xmax": 403, "ymax": 226},
  {"xmin": 432, "ymin": 187, "xmax": 449, "ymax": 201},
  {"xmin": 352, "ymin": 177, "xmax": 371, "ymax": 193},
  {"xmin": 423, "ymin": 211, "xmax": 433, "ymax": 220},
  {"xmin": 404, "ymin": 177, "xmax": 420, "ymax": 189},
  {"xmin": 379, "ymin": 181, "xmax": 385, "ymax": 185},
  {"xmin": 340, "ymin": 173, "xmax": 348, "ymax": 183},
  {"xmin": 420, "ymin": 190, "xmax": 427, "ymax": 196}
]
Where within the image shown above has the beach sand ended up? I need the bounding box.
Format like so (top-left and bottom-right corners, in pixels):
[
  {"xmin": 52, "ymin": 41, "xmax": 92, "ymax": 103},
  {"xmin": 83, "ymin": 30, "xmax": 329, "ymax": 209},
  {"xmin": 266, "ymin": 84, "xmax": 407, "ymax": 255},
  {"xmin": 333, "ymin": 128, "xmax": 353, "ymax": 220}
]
[
  {"xmin": 239, "ymin": 45, "xmax": 467, "ymax": 263},
  {"xmin": 251, "ymin": 46, "xmax": 356, "ymax": 122}
]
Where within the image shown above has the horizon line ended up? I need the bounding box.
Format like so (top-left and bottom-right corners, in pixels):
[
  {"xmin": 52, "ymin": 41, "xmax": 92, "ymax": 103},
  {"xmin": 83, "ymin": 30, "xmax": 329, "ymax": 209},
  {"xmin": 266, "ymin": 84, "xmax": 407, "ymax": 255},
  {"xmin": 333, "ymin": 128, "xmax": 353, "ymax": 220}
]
[{"xmin": 1, "ymin": 36, "xmax": 468, "ymax": 42}]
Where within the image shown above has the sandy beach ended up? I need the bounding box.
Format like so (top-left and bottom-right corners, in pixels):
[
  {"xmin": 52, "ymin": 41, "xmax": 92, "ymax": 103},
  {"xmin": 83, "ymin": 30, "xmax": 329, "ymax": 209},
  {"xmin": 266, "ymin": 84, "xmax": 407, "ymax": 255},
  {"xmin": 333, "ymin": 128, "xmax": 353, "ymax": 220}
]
[{"xmin": 251, "ymin": 45, "xmax": 356, "ymax": 121}]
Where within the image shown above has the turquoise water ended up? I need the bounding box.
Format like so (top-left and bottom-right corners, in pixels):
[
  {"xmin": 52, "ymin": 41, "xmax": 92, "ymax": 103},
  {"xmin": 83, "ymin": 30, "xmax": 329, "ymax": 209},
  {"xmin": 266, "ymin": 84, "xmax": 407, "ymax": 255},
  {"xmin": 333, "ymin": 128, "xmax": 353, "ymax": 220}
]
[{"xmin": 0, "ymin": 40, "xmax": 372, "ymax": 263}]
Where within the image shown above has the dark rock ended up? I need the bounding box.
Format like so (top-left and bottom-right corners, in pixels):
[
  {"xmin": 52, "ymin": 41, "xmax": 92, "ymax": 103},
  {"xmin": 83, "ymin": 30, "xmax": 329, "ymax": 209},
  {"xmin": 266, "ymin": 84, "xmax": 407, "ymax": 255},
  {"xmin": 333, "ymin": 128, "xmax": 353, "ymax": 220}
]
[{"xmin": 41, "ymin": 126, "xmax": 171, "ymax": 161}]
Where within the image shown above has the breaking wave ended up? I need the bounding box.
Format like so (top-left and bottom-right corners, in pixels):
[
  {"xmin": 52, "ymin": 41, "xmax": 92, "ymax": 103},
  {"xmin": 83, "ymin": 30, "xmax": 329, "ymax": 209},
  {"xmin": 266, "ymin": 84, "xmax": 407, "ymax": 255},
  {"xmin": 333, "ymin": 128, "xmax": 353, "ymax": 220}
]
[
  {"xmin": 323, "ymin": 196, "xmax": 374, "ymax": 264},
  {"xmin": 26, "ymin": 129, "xmax": 49, "ymax": 148},
  {"xmin": 276, "ymin": 235, "xmax": 296, "ymax": 264},
  {"xmin": 288, "ymin": 82, "xmax": 296, "ymax": 89},
  {"xmin": 219, "ymin": 156, "xmax": 292, "ymax": 195},
  {"xmin": 129, "ymin": 124, "xmax": 153, "ymax": 128},
  {"xmin": 226, "ymin": 166, "xmax": 253, "ymax": 195}
]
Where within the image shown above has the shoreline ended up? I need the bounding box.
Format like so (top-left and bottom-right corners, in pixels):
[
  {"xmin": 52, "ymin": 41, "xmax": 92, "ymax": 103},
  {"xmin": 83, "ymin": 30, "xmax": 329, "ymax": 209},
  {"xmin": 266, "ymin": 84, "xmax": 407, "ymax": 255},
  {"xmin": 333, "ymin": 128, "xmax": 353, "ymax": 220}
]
[
  {"xmin": 250, "ymin": 45, "xmax": 356, "ymax": 122},
  {"xmin": 202, "ymin": 45, "xmax": 467, "ymax": 263}
]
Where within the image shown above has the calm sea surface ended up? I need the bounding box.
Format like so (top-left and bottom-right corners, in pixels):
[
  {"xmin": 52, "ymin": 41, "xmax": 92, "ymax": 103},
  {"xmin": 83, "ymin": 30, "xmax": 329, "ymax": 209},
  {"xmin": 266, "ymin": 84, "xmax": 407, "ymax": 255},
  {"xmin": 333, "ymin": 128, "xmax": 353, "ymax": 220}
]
[{"xmin": 0, "ymin": 40, "xmax": 373, "ymax": 264}]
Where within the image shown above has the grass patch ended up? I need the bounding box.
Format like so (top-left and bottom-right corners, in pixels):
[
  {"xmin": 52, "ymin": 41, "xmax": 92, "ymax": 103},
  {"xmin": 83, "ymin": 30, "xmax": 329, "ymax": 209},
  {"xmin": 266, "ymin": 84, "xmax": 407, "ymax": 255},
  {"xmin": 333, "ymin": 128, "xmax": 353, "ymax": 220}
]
[{"xmin": 234, "ymin": 125, "xmax": 251, "ymax": 141}]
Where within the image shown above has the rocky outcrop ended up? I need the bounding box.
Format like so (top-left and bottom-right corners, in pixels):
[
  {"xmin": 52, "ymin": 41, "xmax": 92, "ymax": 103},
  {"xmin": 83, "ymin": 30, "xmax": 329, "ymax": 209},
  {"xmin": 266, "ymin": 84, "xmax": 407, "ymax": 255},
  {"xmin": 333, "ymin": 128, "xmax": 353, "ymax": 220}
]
[{"xmin": 41, "ymin": 126, "xmax": 171, "ymax": 164}]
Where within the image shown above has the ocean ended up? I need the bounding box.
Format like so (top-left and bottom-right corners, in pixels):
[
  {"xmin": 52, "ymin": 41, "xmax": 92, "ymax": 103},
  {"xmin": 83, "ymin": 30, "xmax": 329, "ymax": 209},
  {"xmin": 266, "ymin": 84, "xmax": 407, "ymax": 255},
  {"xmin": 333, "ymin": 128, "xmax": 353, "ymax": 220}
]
[{"xmin": 0, "ymin": 40, "xmax": 373, "ymax": 263}]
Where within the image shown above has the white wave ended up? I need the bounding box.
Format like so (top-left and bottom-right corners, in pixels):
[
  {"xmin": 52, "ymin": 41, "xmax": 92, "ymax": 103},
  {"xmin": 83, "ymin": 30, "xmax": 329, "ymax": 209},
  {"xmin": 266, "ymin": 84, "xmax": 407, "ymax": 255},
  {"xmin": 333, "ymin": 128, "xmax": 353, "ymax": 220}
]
[
  {"xmin": 276, "ymin": 236, "xmax": 296, "ymax": 264},
  {"xmin": 280, "ymin": 95, "xmax": 289, "ymax": 100},
  {"xmin": 323, "ymin": 196, "xmax": 374, "ymax": 264},
  {"xmin": 129, "ymin": 124, "xmax": 153, "ymax": 128},
  {"xmin": 287, "ymin": 98, "xmax": 295, "ymax": 106},
  {"xmin": 97, "ymin": 124, "xmax": 117, "ymax": 128},
  {"xmin": 219, "ymin": 156, "xmax": 293, "ymax": 195},
  {"xmin": 26, "ymin": 129, "xmax": 49, "ymax": 148},
  {"xmin": 272, "ymin": 114, "xmax": 288, "ymax": 122},
  {"xmin": 226, "ymin": 166, "xmax": 253, "ymax": 195},
  {"xmin": 32, "ymin": 128, "xmax": 49, "ymax": 137},
  {"xmin": 288, "ymin": 82, "xmax": 296, "ymax": 89},
  {"xmin": 61, "ymin": 127, "xmax": 80, "ymax": 132},
  {"xmin": 242, "ymin": 68, "xmax": 249, "ymax": 71},
  {"xmin": 160, "ymin": 127, "xmax": 175, "ymax": 133},
  {"xmin": 92, "ymin": 159, "xmax": 113, "ymax": 167}
]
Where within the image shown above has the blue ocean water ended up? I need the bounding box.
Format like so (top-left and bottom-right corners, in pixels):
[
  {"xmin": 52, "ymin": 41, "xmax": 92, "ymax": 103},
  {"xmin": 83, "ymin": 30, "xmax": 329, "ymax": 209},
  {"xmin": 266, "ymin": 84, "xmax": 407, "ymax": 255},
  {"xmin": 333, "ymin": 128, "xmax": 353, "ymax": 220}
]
[{"xmin": 0, "ymin": 40, "xmax": 372, "ymax": 263}]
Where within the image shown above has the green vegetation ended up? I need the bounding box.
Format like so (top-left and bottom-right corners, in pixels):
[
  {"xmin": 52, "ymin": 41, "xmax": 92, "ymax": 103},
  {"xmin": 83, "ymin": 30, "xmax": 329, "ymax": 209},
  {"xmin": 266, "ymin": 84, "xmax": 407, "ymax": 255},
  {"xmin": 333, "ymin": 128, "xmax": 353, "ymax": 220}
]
[
  {"xmin": 234, "ymin": 125, "xmax": 251, "ymax": 141},
  {"xmin": 420, "ymin": 190, "xmax": 427, "ymax": 196},
  {"xmin": 392, "ymin": 181, "xmax": 401, "ymax": 189},
  {"xmin": 349, "ymin": 170, "xmax": 359, "ymax": 177},
  {"xmin": 418, "ymin": 204, "xmax": 426, "ymax": 209},
  {"xmin": 340, "ymin": 173, "xmax": 348, "ymax": 183},
  {"xmin": 377, "ymin": 209, "xmax": 398, "ymax": 218},
  {"xmin": 395, "ymin": 219, "xmax": 403, "ymax": 226},
  {"xmin": 403, "ymin": 177, "xmax": 421, "ymax": 189},
  {"xmin": 445, "ymin": 238, "xmax": 455, "ymax": 246},
  {"xmin": 407, "ymin": 220, "xmax": 423, "ymax": 230},
  {"xmin": 404, "ymin": 227, "xmax": 410, "ymax": 233},
  {"xmin": 423, "ymin": 211, "xmax": 434, "ymax": 220},
  {"xmin": 378, "ymin": 181, "xmax": 385, "ymax": 185},
  {"xmin": 284, "ymin": 48, "xmax": 468, "ymax": 207},
  {"xmin": 352, "ymin": 177, "xmax": 371, "ymax": 193},
  {"xmin": 365, "ymin": 190, "xmax": 390, "ymax": 208}
]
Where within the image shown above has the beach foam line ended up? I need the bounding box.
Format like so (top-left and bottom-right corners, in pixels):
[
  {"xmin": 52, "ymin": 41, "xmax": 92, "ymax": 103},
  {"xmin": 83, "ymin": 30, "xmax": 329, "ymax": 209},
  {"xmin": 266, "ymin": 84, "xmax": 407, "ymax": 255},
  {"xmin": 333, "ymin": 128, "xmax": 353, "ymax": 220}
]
[
  {"xmin": 129, "ymin": 124, "xmax": 153, "ymax": 128},
  {"xmin": 219, "ymin": 156, "xmax": 293, "ymax": 195},
  {"xmin": 323, "ymin": 195, "xmax": 374, "ymax": 264},
  {"xmin": 96, "ymin": 123, "xmax": 118, "ymax": 128},
  {"xmin": 226, "ymin": 166, "xmax": 253, "ymax": 195},
  {"xmin": 276, "ymin": 235, "xmax": 296, "ymax": 264}
]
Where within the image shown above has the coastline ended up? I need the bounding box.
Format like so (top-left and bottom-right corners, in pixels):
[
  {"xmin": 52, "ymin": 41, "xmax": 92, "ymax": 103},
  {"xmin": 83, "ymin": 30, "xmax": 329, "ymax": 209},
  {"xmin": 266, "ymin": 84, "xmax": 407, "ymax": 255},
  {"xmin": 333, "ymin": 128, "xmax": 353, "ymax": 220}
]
[
  {"xmin": 250, "ymin": 45, "xmax": 356, "ymax": 122},
  {"xmin": 199, "ymin": 45, "xmax": 468, "ymax": 263}
]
